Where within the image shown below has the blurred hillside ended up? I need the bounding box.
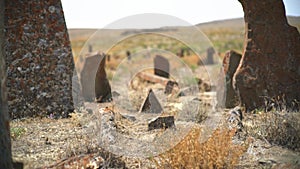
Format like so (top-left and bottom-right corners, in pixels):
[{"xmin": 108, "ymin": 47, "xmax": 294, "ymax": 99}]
[{"xmin": 69, "ymin": 16, "xmax": 300, "ymax": 64}]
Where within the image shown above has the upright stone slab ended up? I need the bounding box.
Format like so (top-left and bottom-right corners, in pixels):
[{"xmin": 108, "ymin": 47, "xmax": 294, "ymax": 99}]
[
  {"xmin": 0, "ymin": 0, "xmax": 12, "ymax": 167},
  {"xmin": 206, "ymin": 47, "xmax": 215, "ymax": 65},
  {"xmin": 78, "ymin": 52, "xmax": 103, "ymax": 101},
  {"xmin": 154, "ymin": 55, "xmax": 170, "ymax": 78},
  {"xmin": 223, "ymin": 50, "xmax": 241, "ymax": 108},
  {"xmin": 233, "ymin": 0, "xmax": 300, "ymax": 111},
  {"xmin": 95, "ymin": 54, "xmax": 112, "ymax": 102},
  {"xmin": 4, "ymin": 0, "xmax": 74, "ymax": 118}
]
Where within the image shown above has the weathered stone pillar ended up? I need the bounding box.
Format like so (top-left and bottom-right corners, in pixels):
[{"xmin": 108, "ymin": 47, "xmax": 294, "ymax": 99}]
[
  {"xmin": 154, "ymin": 55, "xmax": 170, "ymax": 78},
  {"xmin": 234, "ymin": 0, "xmax": 300, "ymax": 111},
  {"xmin": 206, "ymin": 47, "xmax": 215, "ymax": 65},
  {"xmin": 78, "ymin": 52, "xmax": 105, "ymax": 101},
  {"xmin": 223, "ymin": 50, "xmax": 241, "ymax": 108},
  {"xmin": 0, "ymin": 0, "xmax": 13, "ymax": 167},
  {"xmin": 5, "ymin": 0, "xmax": 74, "ymax": 118}
]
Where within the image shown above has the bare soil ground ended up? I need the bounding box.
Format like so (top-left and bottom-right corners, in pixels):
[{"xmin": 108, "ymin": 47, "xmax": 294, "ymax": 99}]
[
  {"xmin": 11, "ymin": 107, "xmax": 300, "ymax": 169},
  {"xmin": 11, "ymin": 82, "xmax": 300, "ymax": 169},
  {"xmin": 11, "ymin": 62, "xmax": 300, "ymax": 169}
]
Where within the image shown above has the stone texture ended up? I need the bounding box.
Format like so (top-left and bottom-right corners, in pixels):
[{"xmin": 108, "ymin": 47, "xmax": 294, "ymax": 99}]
[
  {"xmin": 4, "ymin": 0, "xmax": 74, "ymax": 118},
  {"xmin": 139, "ymin": 89, "xmax": 163, "ymax": 114},
  {"xmin": 98, "ymin": 108, "xmax": 117, "ymax": 145},
  {"xmin": 196, "ymin": 78, "xmax": 211, "ymax": 92},
  {"xmin": 154, "ymin": 55, "xmax": 170, "ymax": 78},
  {"xmin": 223, "ymin": 50, "xmax": 242, "ymax": 108},
  {"xmin": 0, "ymin": 0, "xmax": 13, "ymax": 167},
  {"xmin": 95, "ymin": 54, "xmax": 112, "ymax": 103},
  {"xmin": 77, "ymin": 52, "xmax": 104, "ymax": 101},
  {"xmin": 45, "ymin": 153, "xmax": 104, "ymax": 169},
  {"xmin": 233, "ymin": 0, "xmax": 300, "ymax": 111},
  {"xmin": 148, "ymin": 115, "xmax": 175, "ymax": 131}
]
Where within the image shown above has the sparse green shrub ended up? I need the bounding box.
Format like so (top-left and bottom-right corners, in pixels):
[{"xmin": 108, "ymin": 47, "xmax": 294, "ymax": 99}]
[{"xmin": 10, "ymin": 127, "xmax": 26, "ymax": 140}]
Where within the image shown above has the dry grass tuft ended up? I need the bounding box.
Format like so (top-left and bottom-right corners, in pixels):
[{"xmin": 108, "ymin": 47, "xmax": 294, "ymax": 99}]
[
  {"xmin": 151, "ymin": 126, "xmax": 248, "ymax": 169},
  {"xmin": 181, "ymin": 54, "xmax": 201, "ymax": 70},
  {"xmin": 243, "ymin": 110, "xmax": 300, "ymax": 151}
]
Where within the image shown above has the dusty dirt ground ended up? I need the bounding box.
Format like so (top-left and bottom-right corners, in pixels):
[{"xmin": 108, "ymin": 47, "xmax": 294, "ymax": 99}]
[
  {"xmin": 11, "ymin": 95, "xmax": 300, "ymax": 169},
  {"xmin": 11, "ymin": 107, "xmax": 300, "ymax": 168},
  {"xmin": 10, "ymin": 64, "xmax": 300, "ymax": 168}
]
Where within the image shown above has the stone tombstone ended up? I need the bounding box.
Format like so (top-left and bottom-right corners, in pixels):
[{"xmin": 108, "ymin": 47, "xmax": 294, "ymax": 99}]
[
  {"xmin": 79, "ymin": 52, "xmax": 103, "ymax": 101},
  {"xmin": 177, "ymin": 48, "xmax": 184, "ymax": 57},
  {"xmin": 206, "ymin": 47, "xmax": 215, "ymax": 65},
  {"xmin": 139, "ymin": 89, "xmax": 163, "ymax": 114},
  {"xmin": 154, "ymin": 55, "xmax": 170, "ymax": 78},
  {"xmin": 88, "ymin": 44, "xmax": 93, "ymax": 53},
  {"xmin": 233, "ymin": 0, "xmax": 300, "ymax": 111},
  {"xmin": 0, "ymin": 0, "xmax": 13, "ymax": 167},
  {"xmin": 95, "ymin": 53, "xmax": 112, "ymax": 103},
  {"xmin": 126, "ymin": 50, "xmax": 131, "ymax": 61},
  {"xmin": 222, "ymin": 50, "xmax": 242, "ymax": 108},
  {"xmin": 5, "ymin": 0, "xmax": 74, "ymax": 118}
]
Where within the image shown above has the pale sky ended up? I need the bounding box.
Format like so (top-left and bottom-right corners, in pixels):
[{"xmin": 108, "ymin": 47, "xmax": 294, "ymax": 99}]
[{"xmin": 61, "ymin": 0, "xmax": 300, "ymax": 29}]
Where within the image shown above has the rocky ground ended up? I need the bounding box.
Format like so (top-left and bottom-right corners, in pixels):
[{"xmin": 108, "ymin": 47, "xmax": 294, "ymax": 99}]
[
  {"xmin": 10, "ymin": 62, "xmax": 300, "ymax": 169},
  {"xmin": 11, "ymin": 106, "xmax": 300, "ymax": 168},
  {"xmin": 11, "ymin": 75, "xmax": 300, "ymax": 168}
]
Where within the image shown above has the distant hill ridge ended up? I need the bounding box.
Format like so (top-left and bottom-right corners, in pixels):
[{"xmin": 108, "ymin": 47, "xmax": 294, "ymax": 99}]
[
  {"xmin": 68, "ymin": 16, "xmax": 300, "ymax": 31},
  {"xmin": 196, "ymin": 16, "xmax": 300, "ymax": 30}
]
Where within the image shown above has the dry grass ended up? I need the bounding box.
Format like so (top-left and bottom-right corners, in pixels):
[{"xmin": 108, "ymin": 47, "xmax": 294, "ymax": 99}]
[
  {"xmin": 181, "ymin": 54, "xmax": 201, "ymax": 70},
  {"xmin": 151, "ymin": 126, "xmax": 248, "ymax": 169},
  {"xmin": 201, "ymin": 28, "xmax": 244, "ymax": 54},
  {"xmin": 243, "ymin": 110, "xmax": 300, "ymax": 151}
]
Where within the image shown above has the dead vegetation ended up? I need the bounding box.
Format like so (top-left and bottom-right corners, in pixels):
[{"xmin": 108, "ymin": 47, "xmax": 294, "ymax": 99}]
[
  {"xmin": 151, "ymin": 127, "xmax": 248, "ymax": 169},
  {"xmin": 243, "ymin": 110, "xmax": 300, "ymax": 151}
]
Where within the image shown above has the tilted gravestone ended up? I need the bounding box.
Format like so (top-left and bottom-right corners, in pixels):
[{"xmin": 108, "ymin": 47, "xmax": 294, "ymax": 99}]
[
  {"xmin": 95, "ymin": 54, "xmax": 112, "ymax": 103},
  {"xmin": 77, "ymin": 52, "xmax": 104, "ymax": 101},
  {"xmin": 233, "ymin": 0, "xmax": 300, "ymax": 111},
  {"xmin": 154, "ymin": 55, "xmax": 170, "ymax": 78},
  {"xmin": 4, "ymin": 0, "xmax": 74, "ymax": 118},
  {"xmin": 222, "ymin": 50, "xmax": 241, "ymax": 108}
]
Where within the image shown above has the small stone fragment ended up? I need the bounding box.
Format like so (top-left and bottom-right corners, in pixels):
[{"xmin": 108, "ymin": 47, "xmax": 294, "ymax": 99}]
[
  {"xmin": 148, "ymin": 115, "xmax": 175, "ymax": 131},
  {"xmin": 164, "ymin": 80, "xmax": 179, "ymax": 95}
]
